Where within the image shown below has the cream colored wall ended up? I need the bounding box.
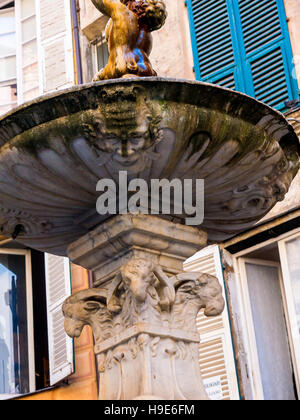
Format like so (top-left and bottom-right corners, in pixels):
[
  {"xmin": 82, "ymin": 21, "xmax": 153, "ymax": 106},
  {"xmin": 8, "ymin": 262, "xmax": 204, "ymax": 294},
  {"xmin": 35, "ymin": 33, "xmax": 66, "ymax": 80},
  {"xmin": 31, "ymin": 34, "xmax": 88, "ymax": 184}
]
[
  {"xmin": 261, "ymin": 109, "xmax": 300, "ymax": 222},
  {"xmin": 79, "ymin": 0, "xmax": 107, "ymax": 39}
]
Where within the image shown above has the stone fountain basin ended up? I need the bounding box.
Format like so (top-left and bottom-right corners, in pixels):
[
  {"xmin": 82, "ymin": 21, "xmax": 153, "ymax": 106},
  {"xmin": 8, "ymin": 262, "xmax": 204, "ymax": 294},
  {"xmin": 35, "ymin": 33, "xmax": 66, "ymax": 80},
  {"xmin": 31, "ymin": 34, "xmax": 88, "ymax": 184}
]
[{"xmin": 0, "ymin": 77, "xmax": 299, "ymax": 256}]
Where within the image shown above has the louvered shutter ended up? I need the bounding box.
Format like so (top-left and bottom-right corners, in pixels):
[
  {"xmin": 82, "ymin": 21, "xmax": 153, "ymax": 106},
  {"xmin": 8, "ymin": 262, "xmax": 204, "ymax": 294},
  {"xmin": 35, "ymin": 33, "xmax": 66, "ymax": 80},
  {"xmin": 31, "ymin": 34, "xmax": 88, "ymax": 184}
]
[
  {"xmin": 38, "ymin": 0, "xmax": 75, "ymax": 93},
  {"xmin": 184, "ymin": 245, "xmax": 240, "ymax": 401},
  {"xmin": 187, "ymin": 0, "xmax": 299, "ymax": 111},
  {"xmin": 186, "ymin": 0, "xmax": 240, "ymax": 90},
  {"xmin": 45, "ymin": 253, "xmax": 74, "ymax": 385},
  {"xmin": 237, "ymin": 0, "xmax": 299, "ymax": 111}
]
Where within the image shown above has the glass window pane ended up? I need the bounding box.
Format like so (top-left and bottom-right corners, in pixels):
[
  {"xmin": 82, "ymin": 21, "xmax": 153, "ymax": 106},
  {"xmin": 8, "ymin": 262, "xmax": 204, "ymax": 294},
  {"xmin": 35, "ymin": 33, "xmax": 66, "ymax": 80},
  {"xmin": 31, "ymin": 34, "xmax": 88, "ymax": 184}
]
[
  {"xmin": 21, "ymin": 0, "xmax": 36, "ymax": 19},
  {"xmin": 23, "ymin": 87, "xmax": 39, "ymax": 102},
  {"xmin": 0, "ymin": 33, "xmax": 16, "ymax": 58},
  {"xmin": 245, "ymin": 262, "xmax": 296, "ymax": 400},
  {"xmin": 0, "ymin": 254, "xmax": 29, "ymax": 398},
  {"xmin": 0, "ymin": 56, "xmax": 17, "ymax": 82},
  {"xmin": 0, "ymin": 83, "xmax": 17, "ymax": 106},
  {"xmin": 0, "ymin": 9, "xmax": 15, "ymax": 35},
  {"xmin": 285, "ymin": 237, "xmax": 300, "ymax": 335},
  {"xmin": 96, "ymin": 42, "xmax": 109, "ymax": 71},
  {"xmin": 21, "ymin": 15, "xmax": 36, "ymax": 43},
  {"xmin": 23, "ymin": 62, "xmax": 38, "ymax": 92}
]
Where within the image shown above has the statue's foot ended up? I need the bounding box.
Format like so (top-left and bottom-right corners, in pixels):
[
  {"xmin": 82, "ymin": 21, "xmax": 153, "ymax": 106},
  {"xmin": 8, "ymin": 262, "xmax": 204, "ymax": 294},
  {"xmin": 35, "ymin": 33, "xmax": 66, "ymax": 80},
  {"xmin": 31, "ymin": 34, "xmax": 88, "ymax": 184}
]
[
  {"xmin": 122, "ymin": 74, "xmax": 140, "ymax": 79},
  {"xmin": 93, "ymin": 67, "xmax": 108, "ymax": 81}
]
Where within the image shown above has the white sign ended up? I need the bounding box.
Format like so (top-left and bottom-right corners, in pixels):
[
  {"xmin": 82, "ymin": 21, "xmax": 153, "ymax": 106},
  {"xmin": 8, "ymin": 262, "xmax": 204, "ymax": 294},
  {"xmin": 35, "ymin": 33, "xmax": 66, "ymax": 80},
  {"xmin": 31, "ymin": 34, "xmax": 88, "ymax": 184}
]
[{"xmin": 204, "ymin": 376, "xmax": 223, "ymax": 400}]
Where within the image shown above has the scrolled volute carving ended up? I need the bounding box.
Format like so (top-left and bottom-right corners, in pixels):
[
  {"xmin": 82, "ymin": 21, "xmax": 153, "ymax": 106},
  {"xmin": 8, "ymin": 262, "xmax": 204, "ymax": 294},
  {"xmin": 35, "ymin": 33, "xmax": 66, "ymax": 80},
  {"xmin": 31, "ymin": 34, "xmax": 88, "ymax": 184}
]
[{"xmin": 62, "ymin": 258, "xmax": 225, "ymax": 346}]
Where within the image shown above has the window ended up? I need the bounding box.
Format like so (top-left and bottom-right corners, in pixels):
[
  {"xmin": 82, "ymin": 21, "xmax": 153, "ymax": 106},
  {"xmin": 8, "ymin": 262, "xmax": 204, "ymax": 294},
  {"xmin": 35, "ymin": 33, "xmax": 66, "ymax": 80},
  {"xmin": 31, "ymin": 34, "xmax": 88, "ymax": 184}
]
[
  {"xmin": 0, "ymin": 249, "xmax": 34, "ymax": 399},
  {"xmin": 0, "ymin": 0, "xmax": 39, "ymax": 117},
  {"xmin": 93, "ymin": 34, "xmax": 109, "ymax": 74},
  {"xmin": 234, "ymin": 228, "xmax": 300, "ymax": 400},
  {"xmin": 187, "ymin": 0, "xmax": 299, "ymax": 111},
  {"xmin": 0, "ymin": 4, "xmax": 18, "ymax": 114},
  {"xmin": 0, "ymin": 246, "xmax": 73, "ymax": 400},
  {"xmin": 19, "ymin": 0, "xmax": 39, "ymax": 102}
]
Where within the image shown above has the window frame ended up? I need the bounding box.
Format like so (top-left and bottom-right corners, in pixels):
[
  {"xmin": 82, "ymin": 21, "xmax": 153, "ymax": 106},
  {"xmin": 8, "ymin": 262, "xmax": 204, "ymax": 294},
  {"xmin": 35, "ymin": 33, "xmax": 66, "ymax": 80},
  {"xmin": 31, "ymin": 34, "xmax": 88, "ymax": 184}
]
[
  {"xmin": 15, "ymin": 0, "xmax": 40, "ymax": 104},
  {"xmin": 0, "ymin": 0, "xmax": 41, "ymax": 115},
  {"xmin": 237, "ymin": 258, "xmax": 287, "ymax": 400},
  {"xmin": 0, "ymin": 5, "xmax": 18, "ymax": 112},
  {"xmin": 232, "ymin": 226, "xmax": 300, "ymax": 399},
  {"xmin": 0, "ymin": 248, "xmax": 35, "ymax": 400}
]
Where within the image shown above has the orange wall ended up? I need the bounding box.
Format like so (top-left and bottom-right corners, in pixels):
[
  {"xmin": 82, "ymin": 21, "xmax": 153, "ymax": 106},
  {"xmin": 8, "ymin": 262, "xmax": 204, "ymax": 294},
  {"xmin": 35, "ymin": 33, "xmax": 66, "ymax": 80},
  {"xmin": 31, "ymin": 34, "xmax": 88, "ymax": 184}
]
[{"xmin": 20, "ymin": 265, "xmax": 98, "ymax": 401}]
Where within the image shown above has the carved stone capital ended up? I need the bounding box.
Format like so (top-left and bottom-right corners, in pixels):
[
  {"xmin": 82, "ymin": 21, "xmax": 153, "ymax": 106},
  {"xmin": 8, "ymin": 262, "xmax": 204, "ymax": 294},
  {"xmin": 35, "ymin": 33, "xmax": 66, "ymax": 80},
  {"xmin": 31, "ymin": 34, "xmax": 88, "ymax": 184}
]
[
  {"xmin": 67, "ymin": 214, "xmax": 208, "ymax": 285},
  {"xmin": 63, "ymin": 257, "xmax": 225, "ymax": 400}
]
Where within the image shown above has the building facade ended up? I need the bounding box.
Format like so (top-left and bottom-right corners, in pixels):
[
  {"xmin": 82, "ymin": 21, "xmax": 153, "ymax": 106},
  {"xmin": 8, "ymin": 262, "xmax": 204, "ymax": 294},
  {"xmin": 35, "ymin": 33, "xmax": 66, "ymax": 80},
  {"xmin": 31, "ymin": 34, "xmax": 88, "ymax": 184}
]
[{"xmin": 0, "ymin": 0, "xmax": 299, "ymax": 400}]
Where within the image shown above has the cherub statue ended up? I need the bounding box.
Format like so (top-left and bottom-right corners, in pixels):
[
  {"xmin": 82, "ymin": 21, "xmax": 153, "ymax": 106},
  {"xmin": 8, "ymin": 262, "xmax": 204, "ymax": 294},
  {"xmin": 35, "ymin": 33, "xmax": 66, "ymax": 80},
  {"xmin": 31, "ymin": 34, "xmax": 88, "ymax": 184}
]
[{"xmin": 91, "ymin": 0, "xmax": 167, "ymax": 80}]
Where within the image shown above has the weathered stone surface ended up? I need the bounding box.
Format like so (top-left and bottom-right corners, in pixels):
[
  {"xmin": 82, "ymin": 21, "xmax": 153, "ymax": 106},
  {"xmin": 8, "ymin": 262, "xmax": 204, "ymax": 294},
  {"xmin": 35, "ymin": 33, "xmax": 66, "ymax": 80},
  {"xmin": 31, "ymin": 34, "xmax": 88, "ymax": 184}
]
[
  {"xmin": 62, "ymin": 214, "xmax": 223, "ymax": 400},
  {"xmin": 0, "ymin": 78, "xmax": 298, "ymax": 255},
  {"xmin": 67, "ymin": 214, "xmax": 208, "ymax": 285}
]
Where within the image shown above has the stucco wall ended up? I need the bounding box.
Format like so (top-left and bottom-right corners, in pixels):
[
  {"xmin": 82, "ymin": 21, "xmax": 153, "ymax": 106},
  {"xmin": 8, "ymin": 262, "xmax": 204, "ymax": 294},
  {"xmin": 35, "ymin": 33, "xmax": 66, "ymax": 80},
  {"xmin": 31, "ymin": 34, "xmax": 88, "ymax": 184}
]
[{"xmin": 261, "ymin": 108, "xmax": 300, "ymax": 222}]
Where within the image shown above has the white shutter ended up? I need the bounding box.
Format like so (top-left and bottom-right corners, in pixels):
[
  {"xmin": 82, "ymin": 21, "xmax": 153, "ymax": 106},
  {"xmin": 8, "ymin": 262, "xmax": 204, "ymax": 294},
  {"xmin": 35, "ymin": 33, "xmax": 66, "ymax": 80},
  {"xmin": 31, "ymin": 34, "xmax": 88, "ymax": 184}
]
[
  {"xmin": 184, "ymin": 245, "xmax": 240, "ymax": 400},
  {"xmin": 37, "ymin": 0, "xmax": 75, "ymax": 93},
  {"xmin": 45, "ymin": 253, "xmax": 74, "ymax": 385}
]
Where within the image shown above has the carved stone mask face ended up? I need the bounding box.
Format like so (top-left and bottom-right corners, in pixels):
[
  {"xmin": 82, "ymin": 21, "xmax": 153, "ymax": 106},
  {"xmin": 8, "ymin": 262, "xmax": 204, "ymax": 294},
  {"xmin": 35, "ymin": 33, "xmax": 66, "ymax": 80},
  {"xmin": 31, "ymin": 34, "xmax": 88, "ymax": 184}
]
[
  {"xmin": 97, "ymin": 86, "xmax": 161, "ymax": 160},
  {"xmin": 100, "ymin": 116, "xmax": 153, "ymax": 159}
]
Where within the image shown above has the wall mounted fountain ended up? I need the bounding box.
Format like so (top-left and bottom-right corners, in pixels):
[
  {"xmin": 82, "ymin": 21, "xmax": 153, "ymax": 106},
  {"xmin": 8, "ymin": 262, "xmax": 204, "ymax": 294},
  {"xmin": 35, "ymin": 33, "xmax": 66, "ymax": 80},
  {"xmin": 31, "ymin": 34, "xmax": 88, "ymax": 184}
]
[{"xmin": 0, "ymin": 0, "xmax": 299, "ymax": 400}]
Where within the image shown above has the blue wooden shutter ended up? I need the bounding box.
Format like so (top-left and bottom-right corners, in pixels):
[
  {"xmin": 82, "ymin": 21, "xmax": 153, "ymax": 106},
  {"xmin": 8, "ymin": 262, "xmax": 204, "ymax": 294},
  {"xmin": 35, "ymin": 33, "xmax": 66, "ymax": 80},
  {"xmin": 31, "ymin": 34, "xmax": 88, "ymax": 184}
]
[
  {"xmin": 186, "ymin": 0, "xmax": 239, "ymax": 90},
  {"xmin": 187, "ymin": 0, "xmax": 299, "ymax": 111}
]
